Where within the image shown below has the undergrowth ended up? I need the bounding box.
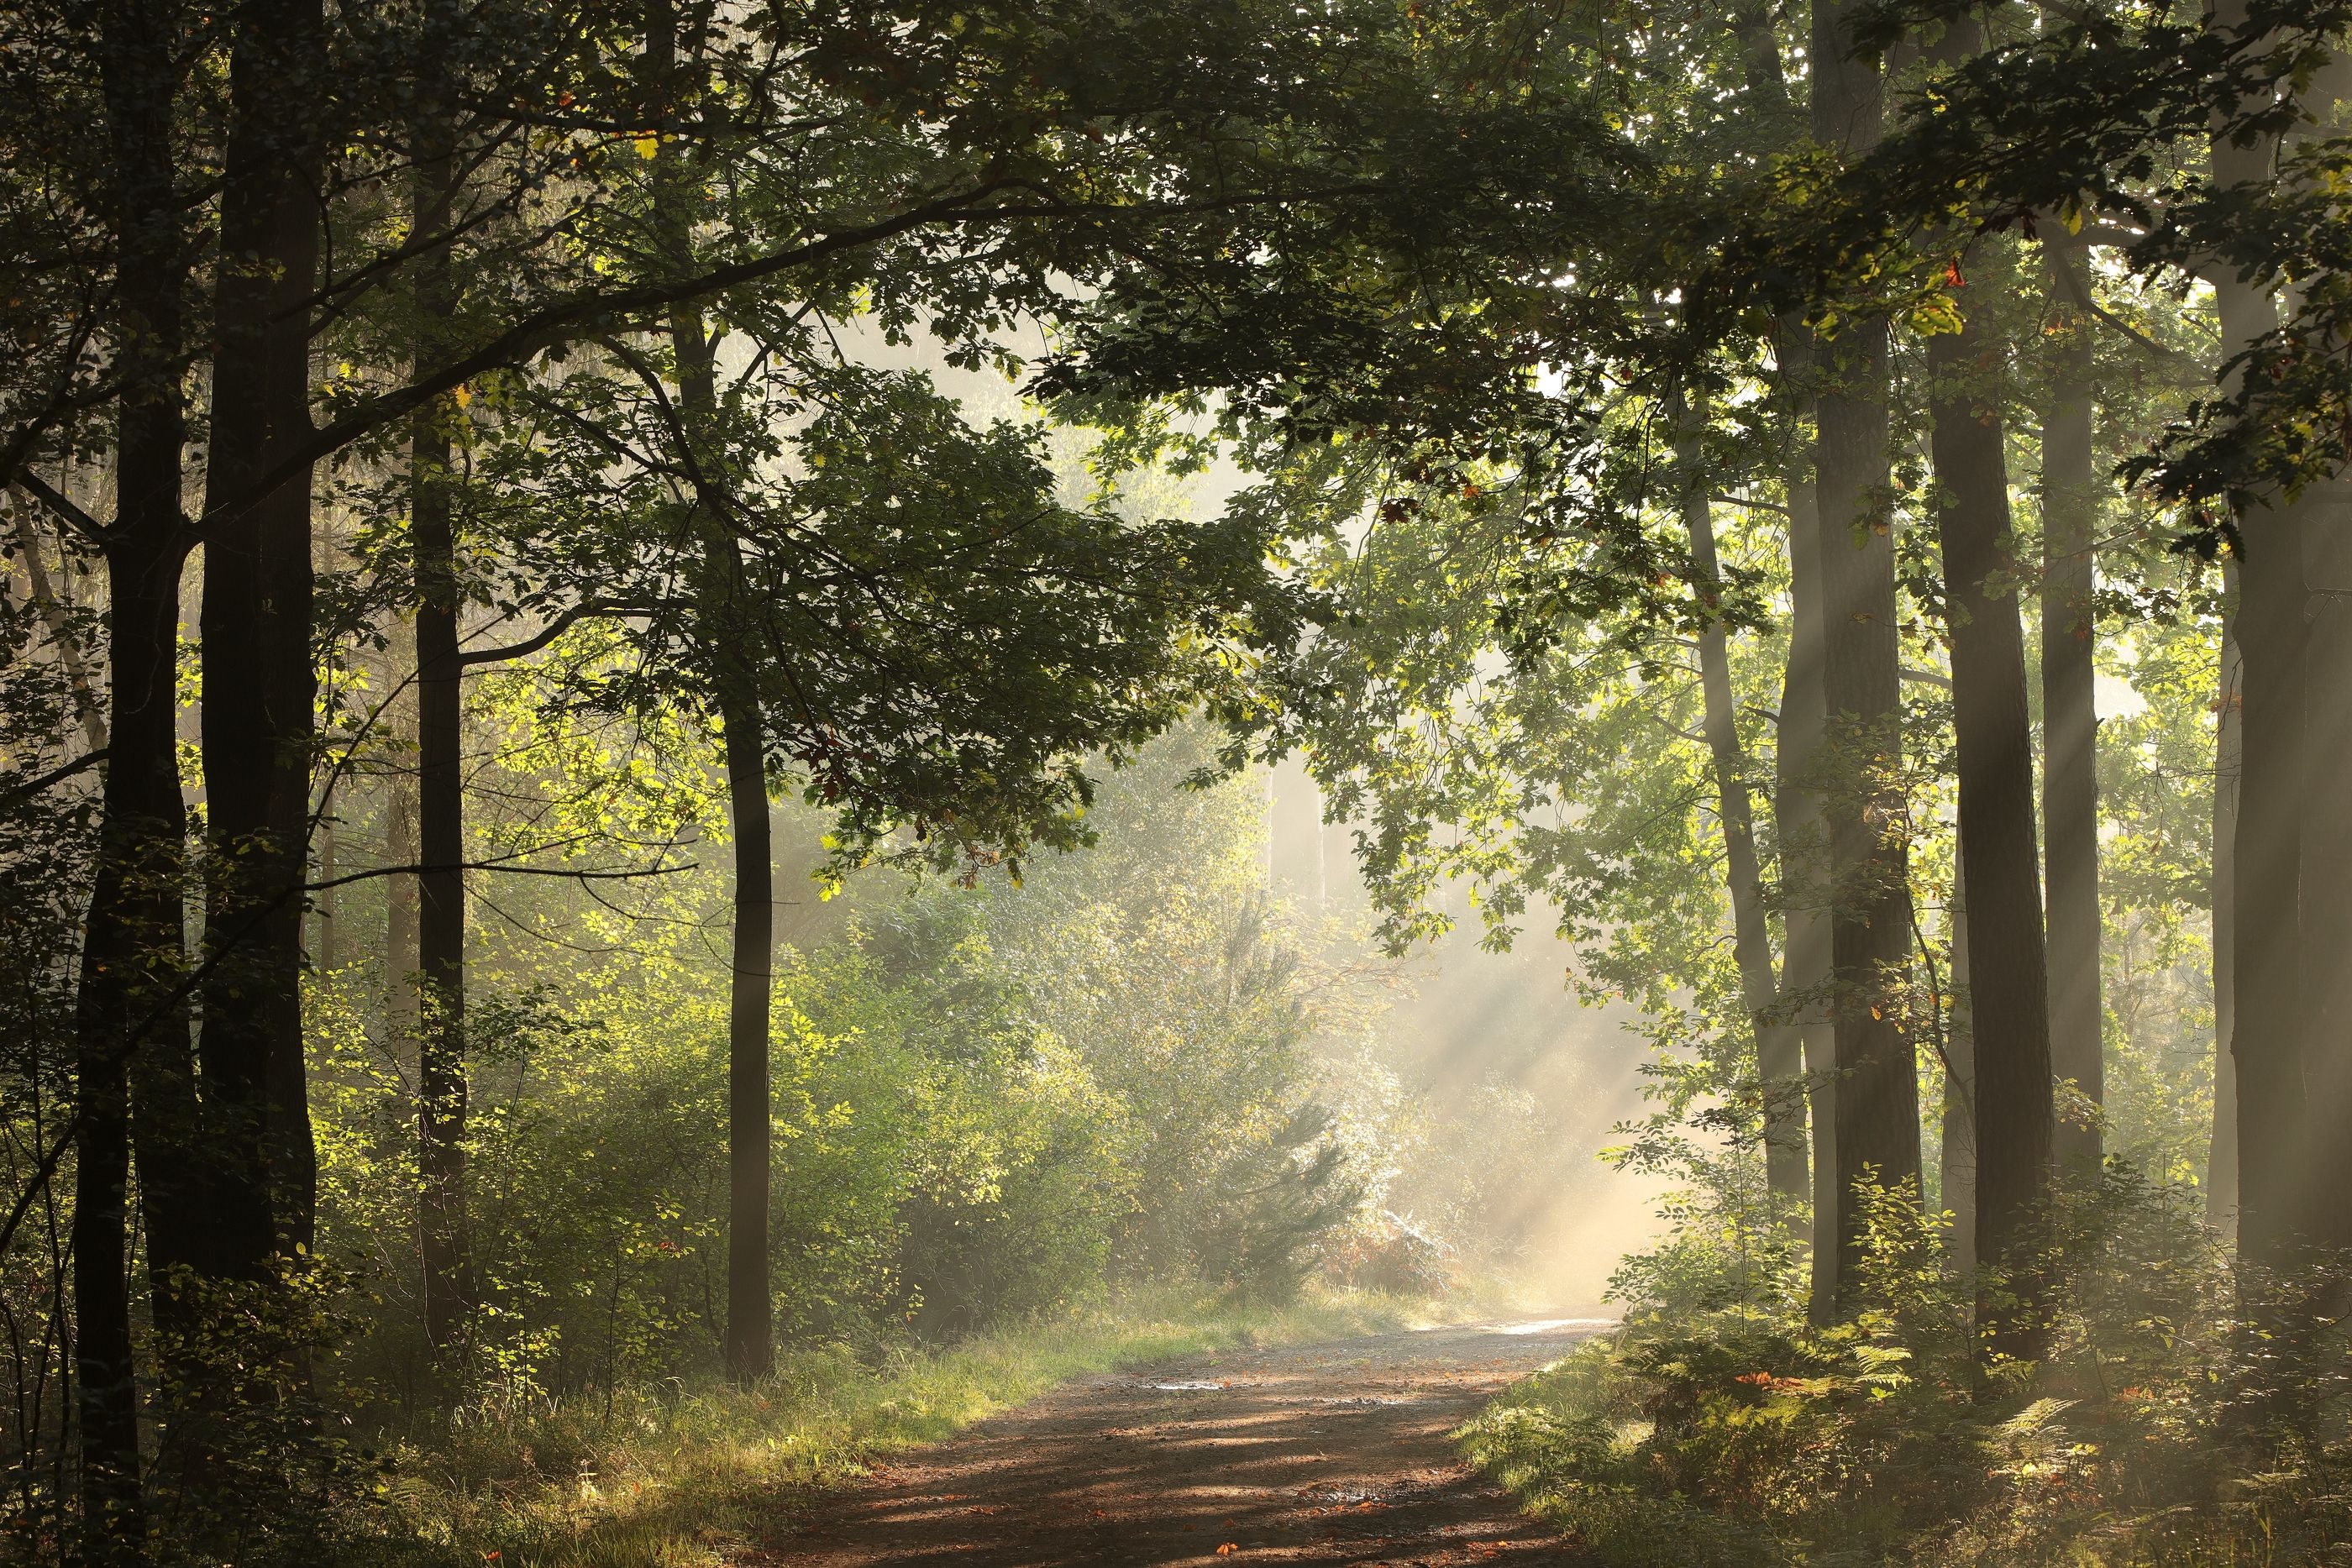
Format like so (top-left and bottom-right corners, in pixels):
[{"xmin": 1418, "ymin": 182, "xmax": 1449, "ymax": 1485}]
[
  {"xmin": 338, "ymin": 1285, "xmax": 1433, "ymax": 1566},
  {"xmin": 1457, "ymin": 1176, "xmax": 2352, "ymax": 1566}
]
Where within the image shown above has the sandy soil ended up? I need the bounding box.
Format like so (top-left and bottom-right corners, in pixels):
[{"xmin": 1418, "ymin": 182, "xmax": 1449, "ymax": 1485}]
[{"xmin": 753, "ymin": 1316, "xmax": 1607, "ymax": 1567}]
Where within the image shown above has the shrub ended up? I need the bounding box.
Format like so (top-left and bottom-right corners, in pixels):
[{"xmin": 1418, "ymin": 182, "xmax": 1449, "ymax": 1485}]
[{"xmin": 1459, "ymin": 1169, "xmax": 2352, "ymax": 1566}]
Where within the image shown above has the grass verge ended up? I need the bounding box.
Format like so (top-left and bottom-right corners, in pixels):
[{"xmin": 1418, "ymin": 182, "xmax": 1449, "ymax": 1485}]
[{"xmin": 348, "ymin": 1287, "xmax": 1434, "ymax": 1567}]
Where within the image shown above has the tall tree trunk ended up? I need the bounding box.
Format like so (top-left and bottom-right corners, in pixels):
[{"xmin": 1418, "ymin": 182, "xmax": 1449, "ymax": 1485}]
[
  {"xmin": 1782, "ymin": 447, "xmax": 1839, "ymax": 1319},
  {"xmin": 1676, "ymin": 401, "xmax": 1807, "ymax": 1208},
  {"xmin": 717, "ymin": 687, "xmax": 774, "ymax": 1381},
  {"xmin": 197, "ymin": 0, "xmax": 323, "ymax": 1276},
  {"xmin": 1941, "ymin": 861, "xmax": 1977, "ymax": 1277},
  {"xmin": 647, "ymin": 26, "xmax": 775, "ymax": 1373},
  {"xmin": 385, "ymin": 732, "xmax": 422, "ymax": 1031},
  {"xmin": 76, "ymin": 545, "xmax": 186, "ymax": 1559},
  {"xmin": 2230, "ymin": 474, "xmax": 2307, "ymax": 1265},
  {"xmin": 2292, "ymin": 490, "xmax": 2352, "ymax": 1251},
  {"xmin": 75, "ymin": 5, "xmax": 196, "ymax": 1543},
  {"xmin": 2208, "ymin": 573, "xmax": 2240, "ymax": 1235},
  {"xmin": 1929, "ymin": 231, "xmax": 2055, "ymax": 1361},
  {"xmin": 2285, "ymin": 47, "xmax": 2352, "ymax": 1253},
  {"xmin": 1813, "ymin": 0, "xmax": 1922, "ymax": 1304},
  {"xmin": 411, "ymin": 41, "xmax": 474, "ymax": 1356},
  {"xmin": 2040, "ymin": 241, "xmax": 2104, "ymax": 1176},
  {"xmin": 1729, "ymin": 0, "xmax": 1834, "ymax": 1310},
  {"xmin": 2211, "ymin": 0, "xmax": 2307, "ymax": 1265},
  {"xmin": 672, "ymin": 307, "xmax": 774, "ymax": 1380}
]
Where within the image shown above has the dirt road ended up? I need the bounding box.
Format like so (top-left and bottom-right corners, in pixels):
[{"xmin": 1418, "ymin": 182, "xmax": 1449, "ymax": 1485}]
[{"xmin": 762, "ymin": 1316, "xmax": 1606, "ymax": 1567}]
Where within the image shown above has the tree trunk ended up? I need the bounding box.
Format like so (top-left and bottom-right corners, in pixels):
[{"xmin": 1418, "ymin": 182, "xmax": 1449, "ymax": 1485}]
[
  {"xmin": 2232, "ymin": 486, "xmax": 2307, "ymax": 1263},
  {"xmin": 1929, "ymin": 244, "xmax": 2055, "ymax": 1360},
  {"xmin": 1776, "ymin": 377, "xmax": 1838, "ymax": 1319},
  {"xmin": 2292, "ymin": 480, "xmax": 2352, "ymax": 1252},
  {"xmin": 1728, "ymin": 0, "xmax": 1832, "ymax": 1310},
  {"xmin": 2040, "ymin": 241, "xmax": 2103, "ymax": 1176},
  {"xmin": 2286, "ymin": 45, "xmax": 2352, "ymax": 1253},
  {"xmin": 411, "ymin": 53, "xmax": 475, "ymax": 1356},
  {"xmin": 2208, "ymin": 574, "xmax": 2240, "ymax": 1235},
  {"xmin": 654, "ymin": 78, "xmax": 776, "ymax": 1372},
  {"xmin": 1813, "ymin": 0, "xmax": 1922, "ymax": 1304},
  {"xmin": 1676, "ymin": 402, "xmax": 1807, "ymax": 1208},
  {"xmin": 197, "ymin": 0, "xmax": 323, "ymax": 1275},
  {"xmin": 1941, "ymin": 860, "xmax": 1977, "ymax": 1277},
  {"xmin": 673, "ymin": 307, "xmax": 775, "ymax": 1380},
  {"xmin": 77, "ymin": 544, "xmax": 188, "ymax": 1558},
  {"xmin": 76, "ymin": 7, "xmax": 195, "ymax": 1542},
  {"xmin": 2210, "ymin": 0, "xmax": 2307, "ymax": 1264},
  {"xmin": 385, "ymin": 727, "xmax": 422, "ymax": 1031},
  {"xmin": 718, "ymin": 689, "xmax": 774, "ymax": 1381}
]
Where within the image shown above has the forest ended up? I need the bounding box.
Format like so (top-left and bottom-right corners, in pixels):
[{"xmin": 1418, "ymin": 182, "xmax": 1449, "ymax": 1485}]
[{"xmin": 1, "ymin": 0, "xmax": 2348, "ymax": 1563}]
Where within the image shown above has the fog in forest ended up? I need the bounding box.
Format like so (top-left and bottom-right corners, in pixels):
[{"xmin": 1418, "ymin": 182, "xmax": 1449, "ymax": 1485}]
[
  {"xmin": 1265, "ymin": 758, "xmax": 1668, "ymax": 1310},
  {"xmin": 8, "ymin": 3, "xmax": 2352, "ymax": 1565}
]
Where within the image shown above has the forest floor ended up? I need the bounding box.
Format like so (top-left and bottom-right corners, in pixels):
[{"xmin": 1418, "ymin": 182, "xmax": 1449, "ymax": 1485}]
[{"xmin": 750, "ymin": 1316, "xmax": 1608, "ymax": 1567}]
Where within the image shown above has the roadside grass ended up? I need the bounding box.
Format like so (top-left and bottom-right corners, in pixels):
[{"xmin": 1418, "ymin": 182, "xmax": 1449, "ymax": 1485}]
[{"xmin": 342, "ymin": 1286, "xmax": 1439, "ymax": 1567}]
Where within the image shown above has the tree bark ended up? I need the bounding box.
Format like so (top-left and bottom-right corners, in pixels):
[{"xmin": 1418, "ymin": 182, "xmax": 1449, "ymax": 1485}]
[
  {"xmin": 2040, "ymin": 241, "xmax": 2104, "ymax": 1176},
  {"xmin": 2231, "ymin": 478, "xmax": 2307, "ymax": 1264},
  {"xmin": 1813, "ymin": 0, "xmax": 1922, "ymax": 1305},
  {"xmin": 2285, "ymin": 45, "xmax": 2352, "ymax": 1253},
  {"xmin": 718, "ymin": 685, "xmax": 774, "ymax": 1381},
  {"xmin": 1782, "ymin": 452, "xmax": 1839, "ymax": 1319},
  {"xmin": 197, "ymin": 0, "xmax": 324, "ymax": 1275},
  {"xmin": 1675, "ymin": 403, "xmax": 1807, "ymax": 1208},
  {"xmin": 2208, "ymin": 573, "xmax": 2240, "ymax": 1235},
  {"xmin": 75, "ymin": 5, "xmax": 196, "ymax": 1542},
  {"xmin": 671, "ymin": 307, "xmax": 775, "ymax": 1381},
  {"xmin": 1941, "ymin": 861, "xmax": 1977, "ymax": 1277},
  {"xmin": 1729, "ymin": 0, "xmax": 1833, "ymax": 1311},
  {"xmin": 647, "ymin": 21, "xmax": 776, "ymax": 1374},
  {"xmin": 2292, "ymin": 480, "xmax": 2352, "ymax": 1252},
  {"xmin": 384, "ymin": 714, "xmax": 422, "ymax": 1032},
  {"xmin": 2210, "ymin": 0, "xmax": 2307, "ymax": 1265},
  {"xmin": 411, "ymin": 37, "xmax": 475, "ymax": 1356},
  {"xmin": 76, "ymin": 543, "xmax": 186, "ymax": 1559},
  {"xmin": 1929, "ymin": 243, "xmax": 2055, "ymax": 1360}
]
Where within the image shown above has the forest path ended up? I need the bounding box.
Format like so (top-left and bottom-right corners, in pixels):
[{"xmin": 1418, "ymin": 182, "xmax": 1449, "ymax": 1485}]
[{"xmin": 754, "ymin": 1315, "xmax": 1606, "ymax": 1567}]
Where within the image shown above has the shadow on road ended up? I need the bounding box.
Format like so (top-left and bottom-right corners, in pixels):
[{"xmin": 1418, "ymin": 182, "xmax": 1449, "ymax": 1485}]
[{"xmin": 762, "ymin": 1317, "xmax": 1610, "ymax": 1566}]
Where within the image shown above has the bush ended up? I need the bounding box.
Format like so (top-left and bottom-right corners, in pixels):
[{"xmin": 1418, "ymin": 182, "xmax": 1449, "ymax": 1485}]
[
  {"xmin": 1459, "ymin": 1170, "xmax": 2352, "ymax": 1566},
  {"xmin": 1320, "ymin": 1211, "xmax": 1458, "ymax": 1296}
]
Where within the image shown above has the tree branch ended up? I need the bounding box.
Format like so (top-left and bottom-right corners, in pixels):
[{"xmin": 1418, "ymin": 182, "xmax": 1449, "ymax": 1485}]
[
  {"xmin": 1, "ymin": 748, "xmax": 107, "ymax": 805},
  {"xmin": 456, "ymin": 602, "xmax": 649, "ymax": 666},
  {"xmin": 11, "ymin": 474, "xmax": 111, "ymax": 551}
]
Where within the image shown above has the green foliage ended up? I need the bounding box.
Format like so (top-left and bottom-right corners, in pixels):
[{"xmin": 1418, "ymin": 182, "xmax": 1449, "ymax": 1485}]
[
  {"xmin": 1463, "ymin": 1172, "xmax": 2352, "ymax": 1566},
  {"xmin": 302, "ymin": 728, "xmax": 1384, "ymax": 1419},
  {"xmin": 137, "ymin": 1256, "xmax": 372, "ymax": 1568}
]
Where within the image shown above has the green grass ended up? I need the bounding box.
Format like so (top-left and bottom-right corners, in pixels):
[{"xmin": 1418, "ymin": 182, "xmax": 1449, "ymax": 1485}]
[{"xmin": 344, "ymin": 1287, "xmax": 1437, "ymax": 1566}]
